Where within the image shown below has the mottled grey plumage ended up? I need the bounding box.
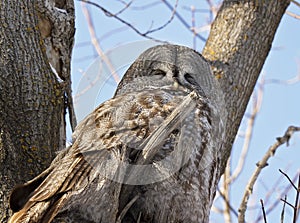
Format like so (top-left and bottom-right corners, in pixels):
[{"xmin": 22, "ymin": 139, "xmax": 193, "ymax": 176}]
[{"xmin": 9, "ymin": 45, "xmax": 224, "ymax": 223}]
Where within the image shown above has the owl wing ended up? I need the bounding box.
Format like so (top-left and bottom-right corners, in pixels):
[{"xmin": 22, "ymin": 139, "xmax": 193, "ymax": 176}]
[{"xmin": 9, "ymin": 89, "xmax": 193, "ymax": 223}]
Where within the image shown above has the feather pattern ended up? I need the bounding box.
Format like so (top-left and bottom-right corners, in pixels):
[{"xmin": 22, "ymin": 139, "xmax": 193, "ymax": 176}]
[{"xmin": 9, "ymin": 44, "xmax": 223, "ymax": 223}]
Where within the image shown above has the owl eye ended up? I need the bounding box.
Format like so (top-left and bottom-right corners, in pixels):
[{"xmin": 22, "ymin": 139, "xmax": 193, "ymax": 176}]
[
  {"xmin": 184, "ymin": 73, "xmax": 197, "ymax": 85},
  {"xmin": 151, "ymin": 69, "xmax": 166, "ymax": 76}
]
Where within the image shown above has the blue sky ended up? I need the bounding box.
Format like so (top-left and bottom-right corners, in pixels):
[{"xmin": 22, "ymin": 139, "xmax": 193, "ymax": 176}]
[{"xmin": 70, "ymin": 1, "xmax": 300, "ymax": 222}]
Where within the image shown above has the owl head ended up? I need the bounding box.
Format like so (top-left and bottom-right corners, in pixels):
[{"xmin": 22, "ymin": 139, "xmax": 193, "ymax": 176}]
[
  {"xmin": 116, "ymin": 45, "xmax": 214, "ymax": 96},
  {"xmin": 115, "ymin": 44, "xmax": 227, "ymax": 150}
]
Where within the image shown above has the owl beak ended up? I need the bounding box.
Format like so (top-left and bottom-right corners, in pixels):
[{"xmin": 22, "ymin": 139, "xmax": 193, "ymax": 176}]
[{"xmin": 173, "ymin": 81, "xmax": 179, "ymax": 89}]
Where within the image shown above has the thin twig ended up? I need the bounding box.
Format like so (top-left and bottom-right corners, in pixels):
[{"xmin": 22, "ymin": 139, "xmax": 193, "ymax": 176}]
[
  {"xmin": 281, "ymin": 195, "xmax": 287, "ymax": 223},
  {"xmin": 190, "ymin": 5, "xmax": 197, "ymax": 49},
  {"xmin": 293, "ymin": 174, "xmax": 300, "ymax": 223},
  {"xmin": 228, "ymin": 78, "xmax": 264, "ymax": 184},
  {"xmin": 291, "ymin": 0, "xmax": 300, "ymax": 7},
  {"xmin": 238, "ymin": 126, "xmax": 300, "ymax": 223},
  {"xmin": 255, "ymin": 173, "xmax": 298, "ymax": 222},
  {"xmin": 276, "ymin": 126, "xmax": 300, "ymax": 147},
  {"xmin": 222, "ymin": 158, "xmax": 233, "ymax": 223},
  {"xmin": 79, "ymin": 0, "xmax": 171, "ymax": 43},
  {"xmin": 143, "ymin": 0, "xmax": 179, "ymax": 34},
  {"xmin": 75, "ymin": 26, "xmax": 129, "ymax": 49},
  {"xmin": 182, "ymin": 6, "xmax": 210, "ymax": 13},
  {"xmin": 279, "ymin": 169, "xmax": 298, "ymax": 191},
  {"xmin": 286, "ymin": 11, "xmax": 300, "ymax": 20},
  {"xmin": 81, "ymin": 2, "xmax": 120, "ymax": 83},
  {"xmin": 260, "ymin": 199, "xmax": 267, "ymax": 223},
  {"xmin": 74, "ymin": 68, "xmax": 102, "ymax": 101},
  {"xmin": 267, "ymin": 73, "xmax": 300, "ymax": 84},
  {"xmin": 130, "ymin": 1, "xmax": 162, "ymax": 10},
  {"xmin": 281, "ymin": 198, "xmax": 295, "ymax": 209},
  {"xmin": 217, "ymin": 183, "xmax": 239, "ymax": 219},
  {"xmin": 114, "ymin": 1, "xmax": 133, "ymax": 16},
  {"xmin": 265, "ymin": 70, "xmax": 300, "ymax": 85},
  {"xmin": 206, "ymin": 0, "xmax": 219, "ymax": 18},
  {"xmin": 161, "ymin": 0, "xmax": 206, "ymax": 42}
]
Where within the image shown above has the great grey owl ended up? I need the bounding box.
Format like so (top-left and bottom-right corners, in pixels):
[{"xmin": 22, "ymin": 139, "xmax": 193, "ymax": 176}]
[{"xmin": 9, "ymin": 44, "xmax": 224, "ymax": 223}]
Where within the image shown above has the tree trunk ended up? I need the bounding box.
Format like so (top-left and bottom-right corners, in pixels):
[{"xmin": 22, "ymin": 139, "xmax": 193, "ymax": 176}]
[
  {"xmin": 202, "ymin": 0, "xmax": 290, "ymax": 220},
  {"xmin": 0, "ymin": 0, "xmax": 75, "ymax": 222},
  {"xmin": 203, "ymin": 0, "xmax": 290, "ymax": 173},
  {"xmin": 0, "ymin": 0, "xmax": 291, "ymax": 222}
]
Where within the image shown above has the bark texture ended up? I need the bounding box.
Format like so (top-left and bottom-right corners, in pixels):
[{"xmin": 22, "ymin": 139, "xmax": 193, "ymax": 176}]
[
  {"xmin": 0, "ymin": 0, "xmax": 291, "ymax": 222},
  {"xmin": 0, "ymin": 0, "xmax": 75, "ymax": 222},
  {"xmin": 202, "ymin": 0, "xmax": 290, "ymax": 220},
  {"xmin": 203, "ymin": 0, "xmax": 290, "ymax": 172}
]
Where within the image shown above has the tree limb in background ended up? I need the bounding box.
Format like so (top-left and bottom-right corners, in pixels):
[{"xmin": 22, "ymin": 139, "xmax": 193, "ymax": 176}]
[
  {"xmin": 281, "ymin": 195, "xmax": 287, "ymax": 223},
  {"xmin": 254, "ymin": 170, "xmax": 296, "ymax": 222},
  {"xmin": 215, "ymin": 77, "xmax": 264, "ymax": 222},
  {"xmin": 238, "ymin": 126, "xmax": 300, "ymax": 222},
  {"xmin": 286, "ymin": 11, "xmax": 300, "ymax": 19},
  {"xmin": 222, "ymin": 158, "xmax": 232, "ymax": 223},
  {"xmin": 228, "ymin": 77, "xmax": 265, "ymax": 185},
  {"xmin": 79, "ymin": 0, "xmax": 178, "ymax": 43},
  {"xmin": 162, "ymin": 0, "xmax": 206, "ymax": 41},
  {"xmin": 279, "ymin": 170, "xmax": 300, "ymax": 223},
  {"xmin": 260, "ymin": 199, "xmax": 268, "ymax": 223},
  {"xmin": 81, "ymin": 2, "xmax": 120, "ymax": 83}
]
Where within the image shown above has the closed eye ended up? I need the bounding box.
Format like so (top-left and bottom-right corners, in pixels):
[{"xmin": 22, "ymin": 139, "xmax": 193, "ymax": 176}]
[
  {"xmin": 151, "ymin": 69, "xmax": 166, "ymax": 76},
  {"xmin": 184, "ymin": 73, "xmax": 197, "ymax": 85}
]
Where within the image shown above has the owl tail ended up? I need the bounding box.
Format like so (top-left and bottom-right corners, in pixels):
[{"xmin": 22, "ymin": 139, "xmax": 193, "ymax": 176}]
[
  {"xmin": 9, "ymin": 170, "xmax": 49, "ymax": 213},
  {"xmin": 8, "ymin": 191, "xmax": 68, "ymax": 223},
  {"xmin": 8, "ymin": 166, "xmax": 59, "ymax": 223},
  {"xmin": 8, "ymin": 148, "xmax": 92, "ymax": 223}
]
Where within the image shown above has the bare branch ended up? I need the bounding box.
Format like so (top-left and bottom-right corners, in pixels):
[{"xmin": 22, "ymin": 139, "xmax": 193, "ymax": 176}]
[
  {"xmin": 286, "ymin": 11, "xmax": 300, "ymax": 20},
  {"xmin": 79, "ymin": 0, "xmax": 172, "ymax": 43},
  {"xmin": 260, "ymin": 199, "xmax": 267, "ymax": 223},
  {"xmin": 114, "ymin": 1, "xmax": 133, "ymax": 16},
  {"xmin": 190, "ymin": 5, "xmax": 197, "ymax": 49},
  {"xmin": 142, "ymin": 0, "xmax": 179, "ymax": 34},
  {"xmin": 216, "ymin": 186, "xmax": 239, "ymax": 218},
  {"xmin": 293, "ymin": 174, "xmax": 300, "ymax": 222},
  {"xmin": 255, "ymin": 172, "xmax": 298, "ymax": 222},
  {"xmin": 291, "ymin": 0, "xmax": 300, "ymax": 8},
  {"xmin": 182, "ymin": 6, "xmax": 210, "ymax": 13},
  {"xmin": 206, "ymin": 0, "xmax": 220, "ymax": 17},
  {"xmin": 182, "ymin": 4, "xmax": 214, "ymax": 45},
  {"xmin": 81, "ymin": 2, "xmax": 120, "ymax": 83},
  {"xmin": 279, "ymin": 169, "xmax": 298, "ymax": 191},
  {"xmin": 228, "ymin": 78, "xmax": 264, "ymax": 184},
  {"xmin": 265, "ymin": 72, "xmax": 300, "ymax": 85},
  {"xmin": 75, "ymin": 26, "xmax": 129, "ymax": 49},
  {"xmin": 161, "ymin": 0, "xmax": 206, "ymax": 42},
  {"xmin": 238, "ymin": 126, "xmax": 300, "ymax": 222},
  {"xmin": 129, "ymin": 1, "xmax": 162, "ymax": 10},
  {"xmin": 276, "ymin": 126, "xmax": 300, "ymax": 147},
  {"xmin": 74, "ymin": 68, "xmax": 101, "ymax": 101},
  {"xmin": 280, "ymin": 198, "xmax": 295, "ymax": 209},
  {"xmin": 222, "ymin": 158, "xmax": 233, "ymax": 223},
  {"xmin": 281, "ymin": 195, "xmax": 287, "ymax": 223}
]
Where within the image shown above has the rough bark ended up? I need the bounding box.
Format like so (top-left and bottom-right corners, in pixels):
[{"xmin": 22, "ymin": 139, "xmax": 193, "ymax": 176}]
[
  {"xmin": 202, "ymin": 0, "xmax": 290, "ymax": 220},
  {"xmin": 0, "ymin": 0, "xmax": 291, "ymax": 222},
  {"xmin": 0, "ymin": 0, "xmax": 75, "ymax": 222},
  {"xmin": 203, "ymin": 0, "xmax": 290, "ymax": 173}
]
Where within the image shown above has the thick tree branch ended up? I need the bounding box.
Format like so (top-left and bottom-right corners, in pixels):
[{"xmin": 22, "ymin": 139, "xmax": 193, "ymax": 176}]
[{"xmin": 203, "ymin": 0, "xmax": 291, "ymax": 171}]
